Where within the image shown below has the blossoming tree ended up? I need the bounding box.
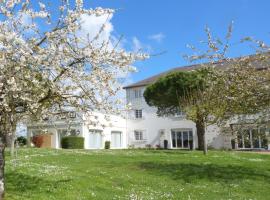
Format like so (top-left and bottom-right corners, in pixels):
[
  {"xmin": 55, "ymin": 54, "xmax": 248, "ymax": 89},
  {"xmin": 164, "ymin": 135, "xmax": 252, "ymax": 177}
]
[
  {"xmin": 0, "ymin": 0, "xmax": 147, "ymax": 198},
  {"xmin": 186, "ymin": 24, "xmax": 270, "ymax": 150}
]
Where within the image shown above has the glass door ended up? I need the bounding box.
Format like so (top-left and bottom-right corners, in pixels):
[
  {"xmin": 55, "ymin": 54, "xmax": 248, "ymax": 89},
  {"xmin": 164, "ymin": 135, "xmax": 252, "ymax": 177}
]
[
  {"xmin": 183, "ymin": 131, "xmax": 189, "ymax": 148},
  {"xmin": 89, "ymin": 130, "xmax": 102, "ymax": 149},
  {"xmin": 111, "ymin": 131, "xmax": 122, "ymax": 148},
  {"xmin": 171, "ymin": 130, "xmax": 193, "ymax": 149},
  {"xmin": 237, "ymin": 128, "xmax": 268, "ymax": 149}
]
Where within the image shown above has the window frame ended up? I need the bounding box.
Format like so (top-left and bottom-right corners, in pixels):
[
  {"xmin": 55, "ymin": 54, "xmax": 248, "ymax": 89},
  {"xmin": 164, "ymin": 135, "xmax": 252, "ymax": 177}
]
[
  {"xmin": 134, "ymin": 130, "xmax": 144, "ymax": 141},
  {"xmin": 134, "ymin": 89, "xmax": 142, "ymax": 98},
  {"xmin": 134, "ymin": 109, "xmax": 143, "ymax": 119}
]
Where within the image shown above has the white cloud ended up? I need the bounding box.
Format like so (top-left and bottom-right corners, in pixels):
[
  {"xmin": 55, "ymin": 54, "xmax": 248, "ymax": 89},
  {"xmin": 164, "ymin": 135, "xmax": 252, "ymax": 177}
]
[
  {"xmin": 78, "ymin": 13, "xmax": 114, "ymax": 48},
  {"xmin": 131, "ymin": 36, "xmax": 152, "ymax": 53},
  {"xmin": 132, "ymin": 37, "xmax": 143, "ymax": 52},
  {"xmin": 148, "ymin": 33, "xmax": 165, "ymax": 43},
  {"xmin": 20, "ymin": 13, "xmax": 32, "ymax": 25}
]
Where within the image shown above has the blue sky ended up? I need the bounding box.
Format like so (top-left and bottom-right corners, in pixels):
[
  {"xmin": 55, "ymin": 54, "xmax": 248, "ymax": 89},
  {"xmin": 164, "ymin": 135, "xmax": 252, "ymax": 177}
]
[
  {"xmin": 29, "ymin": 0, "xmax": 270, "ymax": 83},
  {"xmin": 82, "ymin": 0, "xmax": 270, "ymax": 83}
]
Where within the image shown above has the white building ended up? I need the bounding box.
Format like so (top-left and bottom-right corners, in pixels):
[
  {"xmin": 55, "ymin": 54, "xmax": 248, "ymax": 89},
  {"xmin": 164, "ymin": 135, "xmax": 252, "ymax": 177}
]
[
  {"xmin": 124, "ymin": 66, "xmax": 232, "ymax": 150},
  {"xmin": 27, "ymin": 65, "xmax": 270, "ymax": 150},
  {"xmin": 27, "ymin": 111, "xmax": 127, "ymax": 149}
]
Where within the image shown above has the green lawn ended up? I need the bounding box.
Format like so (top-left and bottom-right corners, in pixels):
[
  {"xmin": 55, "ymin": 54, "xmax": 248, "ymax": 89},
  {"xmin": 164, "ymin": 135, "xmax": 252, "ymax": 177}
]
[{"xmin": 4, "ymin": 148, "xmax": 270, "ymax": 200}]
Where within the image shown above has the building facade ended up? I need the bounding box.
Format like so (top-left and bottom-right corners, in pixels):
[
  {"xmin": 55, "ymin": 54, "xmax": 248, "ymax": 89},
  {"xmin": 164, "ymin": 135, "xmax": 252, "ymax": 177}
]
[
  {"xmin": 27, "ymin": 111, "xmax": 127, "ymax": 149},
  {"xmin": 124, "ymin": 85, "xmax": 232, "ymax": 150},
  {"xmin": 27, "ymin": 64, "xmax": 270, "ymax": 150}
]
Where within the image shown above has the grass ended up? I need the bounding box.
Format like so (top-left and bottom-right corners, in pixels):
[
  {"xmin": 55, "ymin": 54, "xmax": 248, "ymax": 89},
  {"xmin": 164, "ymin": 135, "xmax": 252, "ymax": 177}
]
[{"xmin": 4, "ymin": 148, "xmax": 270, "ymax": 200}]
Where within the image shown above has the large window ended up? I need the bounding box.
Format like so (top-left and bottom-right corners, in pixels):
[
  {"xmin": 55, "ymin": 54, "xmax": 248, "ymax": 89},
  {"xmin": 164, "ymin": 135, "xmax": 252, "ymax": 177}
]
[
  {"xmin": 171, "ymin": 130, "xmax": 193, "ymax": 149},
  {"xmin": 134, "ymin": 130, "xmax": 144, "ymax": 141},
  {"xmin": 89, "ymin": 130, "xmax": 102, "ymax": 149},
  {"xmin": 135, "ymin": 109, "xmax": 143, "ymax": 119},
  {"xmin": 236, "ymin": 128, "xmax": 268, "ymax": 149}
]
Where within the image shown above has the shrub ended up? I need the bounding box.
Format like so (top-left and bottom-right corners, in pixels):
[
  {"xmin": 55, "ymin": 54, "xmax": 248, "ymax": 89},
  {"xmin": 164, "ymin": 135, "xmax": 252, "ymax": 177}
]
[
  {"xmin": 16, "ymin": 136, "xmax": 27, "ymax": 146},
  {"xmin": 105, "ymin": 141, "xmax": 110, "ymax": 149},
  {"xmin": 61, "ymin": 136, "xmax": 84, "ymax": 149},
  {"xmin": 164, "ymin": 140, "xmax": 168, "ymax": 149},
  {"xmin": 32, "ymin": 135, "xmax": 43, "ymax": 148}
]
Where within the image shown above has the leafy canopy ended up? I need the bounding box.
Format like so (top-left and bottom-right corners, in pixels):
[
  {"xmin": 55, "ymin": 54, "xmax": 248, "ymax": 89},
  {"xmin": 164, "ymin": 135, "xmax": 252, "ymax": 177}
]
[{"xmin": 144, "ymin": 68, "xmax": 210, "ymax": 117}]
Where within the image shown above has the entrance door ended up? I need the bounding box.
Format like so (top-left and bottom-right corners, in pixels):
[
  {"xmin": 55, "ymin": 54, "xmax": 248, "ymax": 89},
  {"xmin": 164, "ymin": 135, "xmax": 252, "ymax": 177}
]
[
  {"xmin": 111, "ymin": 131, "xmax": 122, "ymax": 148},
  {"xmin": 89, "ymin": 130, "xmax": 102, "ymax": 149}
]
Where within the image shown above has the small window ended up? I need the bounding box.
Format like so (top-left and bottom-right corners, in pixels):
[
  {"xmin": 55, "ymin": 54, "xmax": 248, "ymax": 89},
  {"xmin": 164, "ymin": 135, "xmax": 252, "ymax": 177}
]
[
  {"xmin": 134, "ymin": 89, "xmax": 142, "ymax": 98},
  {"xmin": 134, "ymin": 130, "xmax": 144, "ymax": 140},
  {"xmin": 174, "ymin": 110, "xmax": 185, "ymax": 117},
  {"xmin": 69, "ymin": 112, "xmax": 76, "ymax": 118},
  {"xmin": 135, "ymin": 109, "xmax": 142, "ymax": 119}
]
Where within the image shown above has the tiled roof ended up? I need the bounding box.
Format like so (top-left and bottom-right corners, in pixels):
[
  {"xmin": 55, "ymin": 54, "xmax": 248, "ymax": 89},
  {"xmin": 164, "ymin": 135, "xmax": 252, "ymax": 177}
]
[{"xmin": 123, "ymin": 63, "xmax": 206, "ymax": 89}]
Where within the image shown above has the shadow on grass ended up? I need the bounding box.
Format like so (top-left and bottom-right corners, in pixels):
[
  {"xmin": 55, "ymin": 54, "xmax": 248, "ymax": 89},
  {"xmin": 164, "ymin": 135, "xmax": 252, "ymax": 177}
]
[
  {"xmin": 6, "ymin": 171, "xmax": 72, "ymax": 195},
  {"xmin": 139, "ymin": 162, "xmax": 270, "ymax": 183},
  {"xmin": 130, "ymin": 149, "xmax": 191, "ymax": 155}
]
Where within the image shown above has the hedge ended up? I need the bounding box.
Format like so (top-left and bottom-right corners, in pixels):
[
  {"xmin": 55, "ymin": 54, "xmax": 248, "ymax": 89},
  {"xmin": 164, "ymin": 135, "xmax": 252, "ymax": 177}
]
[
  {"xmin": 16, "ymin": 136, "xmax": 27, "ymax": 146},
  {"xmin": 61, "ymin": 136, "xmax": 84, "ymax": 149}
]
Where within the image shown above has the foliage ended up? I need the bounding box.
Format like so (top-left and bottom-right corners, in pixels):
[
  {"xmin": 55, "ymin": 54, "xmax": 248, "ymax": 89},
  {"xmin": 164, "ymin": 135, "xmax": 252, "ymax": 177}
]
[
  {"xmin": 144, "ymin": 69, "xmax": 209, "ymax": 116},
  {"xmin": 61, "ymin": 136, "xmax": 84, "ymax": 149},
  {"xmin": 185, "ymin": 23, "xmax": 270, "ymax": 124},
  {"xmin": 15, "ymin": 136, "xmax": 27, "ymax": 146},
  {"xmin": 5, "ymin": 148, "xmax": 270, "ymax": 200},
  {"xmin": 31, "ymin": 135, "xmax": 43, "ymax": 148},
  {"xmin": 104, "ymin": 141, "xmax": 110, "ymax": 149}
]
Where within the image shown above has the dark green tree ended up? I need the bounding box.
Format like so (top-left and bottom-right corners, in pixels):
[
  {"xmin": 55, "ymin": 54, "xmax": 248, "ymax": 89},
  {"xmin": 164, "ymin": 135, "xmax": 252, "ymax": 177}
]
[{"xmin": 144, "ymin": 68, "xmax": 211, "ymax": 153}]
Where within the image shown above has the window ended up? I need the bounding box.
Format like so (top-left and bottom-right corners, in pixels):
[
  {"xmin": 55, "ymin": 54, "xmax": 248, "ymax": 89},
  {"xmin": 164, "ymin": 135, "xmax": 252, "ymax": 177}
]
[
  {"xmin": 174, "ymin": 110, "xmax": 185, "ymax": 117},
  {"xmin": 135, "ymin": 109, "xmax": 142, "ymax": 119},
  {"xmin": 171, "ymin": 130, "xmax": 193, "ymax": 149},
  {"xmin": 134, "ymin": 89, "xmax": 142, "ymax": 98},
  {"xmin": 68, "ymin": 112, "xmax": 76, "ymax": 118},
  {"xmin": 134, "ymin": 130, "xmax": 144, "ymax": 141}
]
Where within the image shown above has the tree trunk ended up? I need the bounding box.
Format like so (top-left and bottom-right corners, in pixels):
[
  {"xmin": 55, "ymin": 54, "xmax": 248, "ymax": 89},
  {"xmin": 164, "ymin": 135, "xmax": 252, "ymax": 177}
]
[
  {"xmin": 0, "ymin": 136, "xmax": 5, "ymax": 200},
  {"xmin": 196, "ymin": 120, "xmax": 205, "ymax": 150},
  {"xmin": 203, "ymin": 128, "xmax": 207, "ymax": 155},
  {"xmin": 9, "ymin": 125, "xmax": 16, "ymax": 157},
  {"xmin": 195, "ymin": 119, "xmax": 207, "ymax": 154},
  {"xmin": 10, "ymin": 135, "xmax": 15, "ymax": 157}
]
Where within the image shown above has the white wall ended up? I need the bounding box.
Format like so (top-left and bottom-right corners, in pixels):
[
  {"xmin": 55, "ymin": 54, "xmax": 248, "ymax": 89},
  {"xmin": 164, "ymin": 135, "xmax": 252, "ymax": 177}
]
[
  {"xmin": 126, "ymin": 86, "xmax": 230, "ymax": 149},
  {"xmin": 82, "ymin": 112, "xmax": 127, "ymax": 149}
]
